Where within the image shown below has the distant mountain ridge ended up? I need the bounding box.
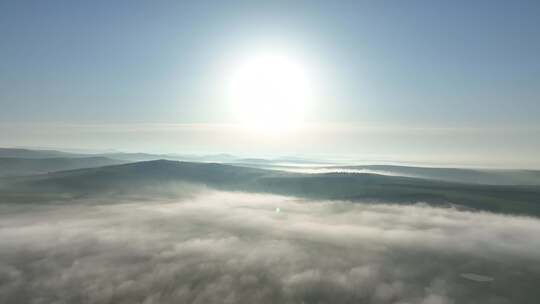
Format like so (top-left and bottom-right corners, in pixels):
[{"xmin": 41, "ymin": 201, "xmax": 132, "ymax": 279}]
[
  {"xmin": 0, "ymin": 148, "xmax": 86, "ymax": 159},
  {"xmin": 0, "ymin": 148, "xmax": 239, "ymax": 163},
  {"xmin": 3, "ymin": 147, "xmax": 540, "ymax": 186}
]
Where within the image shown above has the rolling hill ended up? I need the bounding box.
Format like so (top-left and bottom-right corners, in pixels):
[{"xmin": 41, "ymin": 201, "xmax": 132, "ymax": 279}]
[
  {"xmin": 0, "ymin": 156, "xmax": 127, "ymax": 177},
  {"xmin": 3, "ymin": 160, "xmax": 540, "ymax": 217}
]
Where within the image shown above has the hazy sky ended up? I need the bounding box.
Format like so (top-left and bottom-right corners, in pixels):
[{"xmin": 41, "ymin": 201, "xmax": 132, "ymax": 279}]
[{"xmin": 1, "ymin": 1, "xmax": 539, "ymax": 167}]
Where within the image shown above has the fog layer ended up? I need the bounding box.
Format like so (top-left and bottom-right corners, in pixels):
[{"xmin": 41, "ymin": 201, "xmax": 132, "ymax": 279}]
[{"xmin": 1, "ymin": 190, "xmax": 540, "ymax": 304}]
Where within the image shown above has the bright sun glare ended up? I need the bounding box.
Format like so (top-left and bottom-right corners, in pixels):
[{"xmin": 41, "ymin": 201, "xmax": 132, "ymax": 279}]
[{"xmin": 226, "ymin": 50, "xmax": 313, "ymax": 133}]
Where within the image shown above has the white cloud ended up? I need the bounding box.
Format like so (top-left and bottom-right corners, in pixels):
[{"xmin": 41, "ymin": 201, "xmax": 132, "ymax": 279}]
[{"xmin": 1, "ymin": 190, "xmax": 539, "ymax": 303}]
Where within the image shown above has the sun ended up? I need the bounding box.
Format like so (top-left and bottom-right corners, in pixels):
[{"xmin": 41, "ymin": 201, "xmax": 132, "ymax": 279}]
[{"xmin": 225, "ymin": 50, "xmax": 313, "ymax": 133}]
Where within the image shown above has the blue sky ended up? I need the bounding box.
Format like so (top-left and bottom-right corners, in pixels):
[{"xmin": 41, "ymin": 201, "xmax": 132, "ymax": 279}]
[{"xmin": 1, "ymin": 0, "xmax": 539, "ymax": 166}]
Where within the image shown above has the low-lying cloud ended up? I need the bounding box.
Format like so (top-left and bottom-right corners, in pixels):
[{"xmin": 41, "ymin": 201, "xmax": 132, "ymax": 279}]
[{"xmin": 1, "ymin": 190, "xmax": 540, "ymax": 303}]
